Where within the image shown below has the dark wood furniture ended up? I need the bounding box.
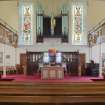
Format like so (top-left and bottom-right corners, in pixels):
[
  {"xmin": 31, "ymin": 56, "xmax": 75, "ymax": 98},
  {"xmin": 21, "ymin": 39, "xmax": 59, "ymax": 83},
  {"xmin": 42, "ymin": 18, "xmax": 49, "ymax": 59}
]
[
  {"xmin": 62, "ymin": 52, "xmax": 79, "ymax": 76},
  {"xmin": 21, "ymin": 52, "xmax": 81, "ymax": 76},
  {"xmin": 27, "ymin": 52, "xmax": 43, "ymax": 75}
]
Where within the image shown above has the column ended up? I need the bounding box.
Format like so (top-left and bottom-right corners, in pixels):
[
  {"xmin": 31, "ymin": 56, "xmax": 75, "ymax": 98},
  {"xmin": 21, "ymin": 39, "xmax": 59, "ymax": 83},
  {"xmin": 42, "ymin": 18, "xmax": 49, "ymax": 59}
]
[{"xmin": 3, "ymin": 44, "xmax": 6, "ymax": 77}]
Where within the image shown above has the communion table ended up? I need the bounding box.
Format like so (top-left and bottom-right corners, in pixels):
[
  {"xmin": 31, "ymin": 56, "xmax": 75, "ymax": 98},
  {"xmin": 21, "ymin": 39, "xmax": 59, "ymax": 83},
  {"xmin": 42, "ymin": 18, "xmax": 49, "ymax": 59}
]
[{"xmin": 41, "ymin": 66, "xmax": 64, "ymax": 80}]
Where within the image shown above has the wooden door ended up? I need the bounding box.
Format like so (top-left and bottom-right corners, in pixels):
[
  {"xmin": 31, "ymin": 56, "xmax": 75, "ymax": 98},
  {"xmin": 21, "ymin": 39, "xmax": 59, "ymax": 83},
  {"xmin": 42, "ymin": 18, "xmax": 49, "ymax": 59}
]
[
  {"xmin": 79, "ymin": 54, "xmax": 86, "ymax": 76},
  {"xmin": 20, "ymin": 53, "xmax": 27, "ymax": 75},
  {"xmin": 70, "ymin": 53, "xmax": 79, "ymax": 76},
  {"xmin": 27, "ymin": 53, "xmax": 36, "ymax": 75}
]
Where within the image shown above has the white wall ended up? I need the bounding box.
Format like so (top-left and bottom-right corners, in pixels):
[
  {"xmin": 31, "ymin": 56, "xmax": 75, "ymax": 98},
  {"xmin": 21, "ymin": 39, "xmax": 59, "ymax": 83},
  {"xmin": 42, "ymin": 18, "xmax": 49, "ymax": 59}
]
[
  {"xmin": 91, "ymin": 42, "xmax": 105, "ymax": 63},
  {"xmin": 0, "ymin": 43, "xmax": 16, "ymax": 66},
  {"xmin": 91, "ymin": 44, "xmax": 100, "ymax": 63},
  {"xmin": 0, "ymin": 0, "xmax": 105, "ymax": 32},
  {"xmin": 101, "ymin": 43, "xmax": 105, "ymax": 54},
  {"xmin": 88, "ymin": 0, "xmax": 105, "ymax": 30},
  {"xmin": 16, "ymin": 47, "xmax": 26, "ymax": 64},
  {"xmin": 0, "ymin": 1, "xmax": 18, "ymax": 31},
  {"xmin": 0, "ymin": 43, "xmax": 26, "ymax": 66},
  {"xmin": 91, "ymin": 42, "xmax": 105, "ymax": 77}
]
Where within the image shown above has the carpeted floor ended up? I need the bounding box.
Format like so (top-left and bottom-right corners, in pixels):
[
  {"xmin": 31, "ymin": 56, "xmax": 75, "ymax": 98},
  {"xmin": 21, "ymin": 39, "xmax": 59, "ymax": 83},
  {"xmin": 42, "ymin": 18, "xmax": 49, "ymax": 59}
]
[{"xmin": 1, "ymin": 74, "xmax": 103, "ymax": 83}]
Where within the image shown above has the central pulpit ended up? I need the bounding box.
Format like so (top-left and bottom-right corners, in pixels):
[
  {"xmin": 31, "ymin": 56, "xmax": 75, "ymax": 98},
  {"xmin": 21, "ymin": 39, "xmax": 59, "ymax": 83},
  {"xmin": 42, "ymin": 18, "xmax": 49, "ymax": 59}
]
[{"xmin": 41, "ymin": 66, "xmax": 64, "ymax": 80}]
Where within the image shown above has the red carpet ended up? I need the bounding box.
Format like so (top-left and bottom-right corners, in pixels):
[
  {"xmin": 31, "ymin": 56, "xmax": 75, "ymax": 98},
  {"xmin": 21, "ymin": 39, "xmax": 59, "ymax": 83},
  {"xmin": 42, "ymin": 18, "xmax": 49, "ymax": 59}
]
[{"xmin": 1, "ymin": 74, "xmax": 103, "ymax": 83}]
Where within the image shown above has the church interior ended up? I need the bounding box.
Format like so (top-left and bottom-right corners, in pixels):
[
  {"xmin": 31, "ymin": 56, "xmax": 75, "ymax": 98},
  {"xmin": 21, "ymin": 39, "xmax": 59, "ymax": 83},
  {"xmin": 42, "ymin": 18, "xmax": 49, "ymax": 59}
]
[{"xmin": 0, "ymin": 0, "xmax": 105, "ymax": 104}]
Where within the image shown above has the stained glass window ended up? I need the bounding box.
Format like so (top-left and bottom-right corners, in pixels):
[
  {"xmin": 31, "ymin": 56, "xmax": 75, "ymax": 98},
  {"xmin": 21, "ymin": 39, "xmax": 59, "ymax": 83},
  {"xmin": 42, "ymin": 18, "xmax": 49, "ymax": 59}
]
[
  {"xmin": 72, "ymin": 5, "xmax": 84, "ymax": 45},
  {"xmin": 19, "ymin": 4, "xmax": 33, "ymax": 45},
  {"xmin": 22, "ymin": 5, "xmax": 33, "ymax": 45}
]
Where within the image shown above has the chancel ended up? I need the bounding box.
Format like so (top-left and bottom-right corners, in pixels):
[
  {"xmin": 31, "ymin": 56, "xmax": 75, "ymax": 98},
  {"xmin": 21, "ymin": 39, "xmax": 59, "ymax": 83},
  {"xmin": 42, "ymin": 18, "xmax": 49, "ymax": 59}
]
[{"xmin": 1, "ymin": 0, "xmax": 105, "ymax": 104}]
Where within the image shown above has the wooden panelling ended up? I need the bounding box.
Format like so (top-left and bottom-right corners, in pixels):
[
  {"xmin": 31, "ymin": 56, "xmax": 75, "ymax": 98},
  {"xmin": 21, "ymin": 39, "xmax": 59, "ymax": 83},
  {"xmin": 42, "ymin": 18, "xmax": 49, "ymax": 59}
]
[
  {"xmin": 62, "ymin": 52, "xmax": 79, "ymax": 76},
  {"xmin": 27, "ymin": 52, "xmax": 43, "ymax": 75}
]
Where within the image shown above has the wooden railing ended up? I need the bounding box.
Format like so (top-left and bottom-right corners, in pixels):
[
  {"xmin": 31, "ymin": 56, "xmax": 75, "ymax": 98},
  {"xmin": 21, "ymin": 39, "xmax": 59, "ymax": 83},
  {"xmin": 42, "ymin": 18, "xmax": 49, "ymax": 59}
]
[
  {"xmin": 0, "ymin": 18, "xmax": 18, "ymax": 47},
  {"xmin": 88, "ymin": 18, "xmax": 105, "ymax": 46}
]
